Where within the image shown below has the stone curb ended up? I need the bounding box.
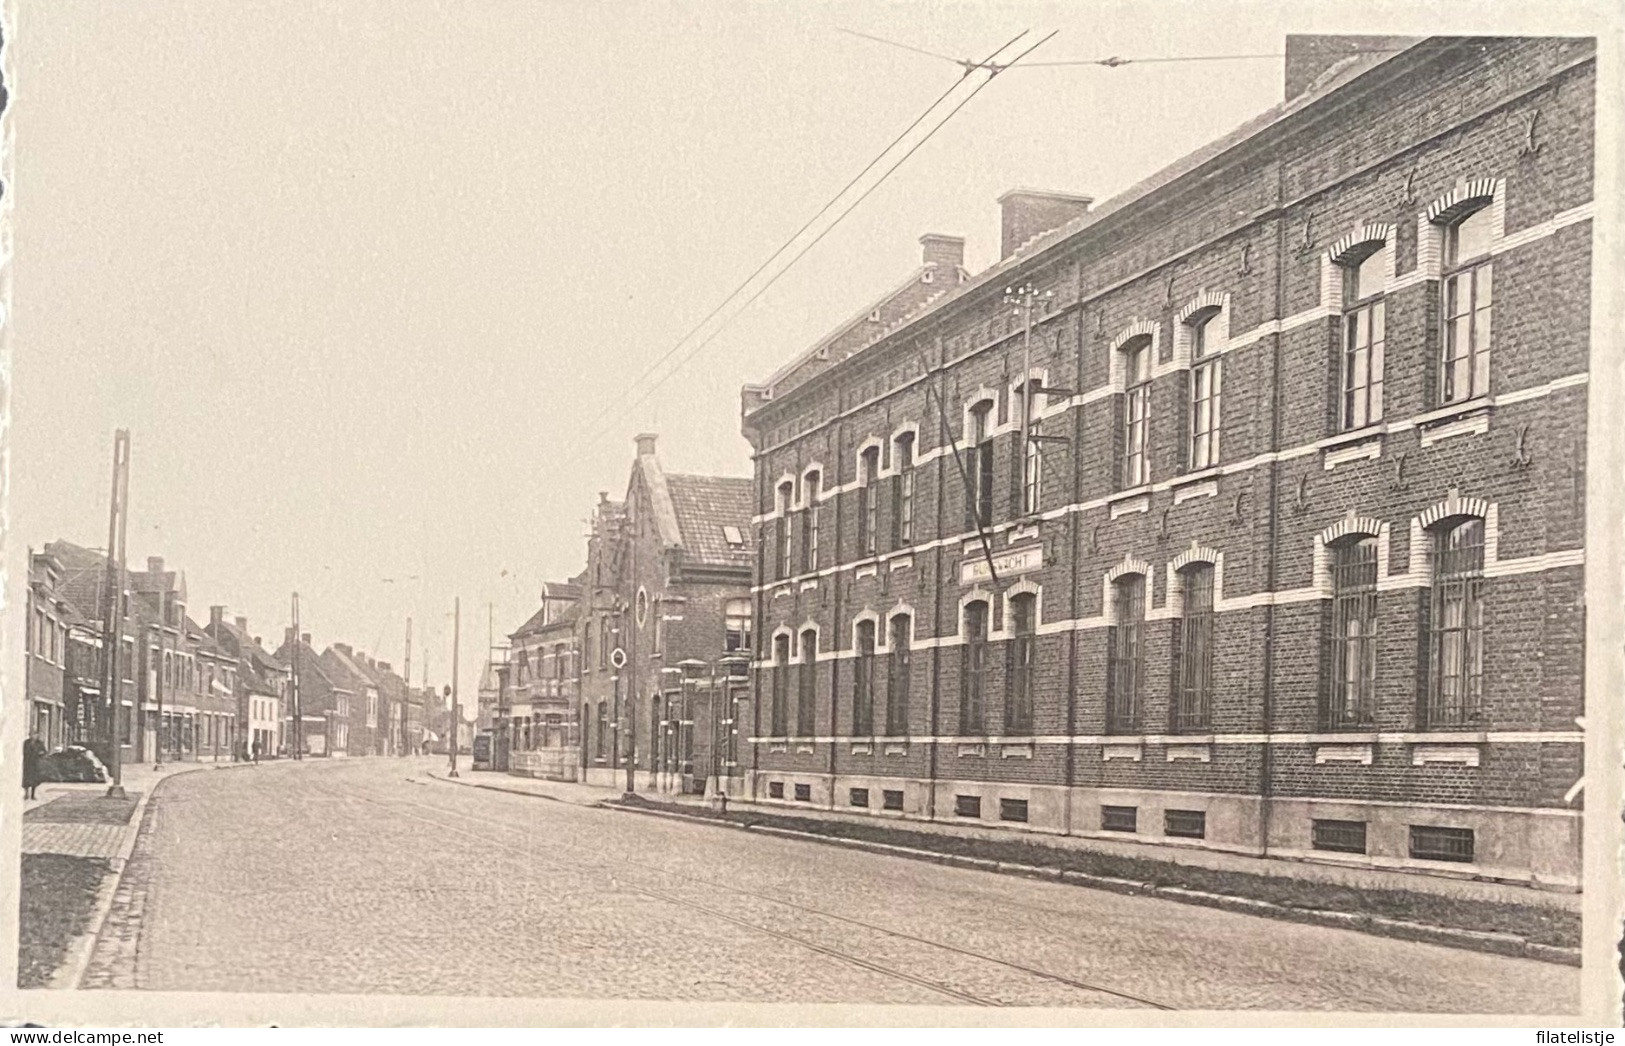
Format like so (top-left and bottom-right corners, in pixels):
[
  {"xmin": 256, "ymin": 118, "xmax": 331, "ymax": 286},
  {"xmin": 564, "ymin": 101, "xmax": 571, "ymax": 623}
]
[
  {"xmin": 423, "ymin": 770, "xmax": 602, "ymax": 807},
  {"xmin": 47, "ymin": 760, "xmax": 263, "ymax": 990},
  {"xmin": 600, "ymin": 801, "xmax": 1581, "ymax": 969}
]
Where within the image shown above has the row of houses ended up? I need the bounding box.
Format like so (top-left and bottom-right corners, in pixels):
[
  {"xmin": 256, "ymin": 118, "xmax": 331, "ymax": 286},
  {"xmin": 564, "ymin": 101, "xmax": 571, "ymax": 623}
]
[{"xmin": 23, "ymin": 540, "xmax": 444, "ymax": 765}]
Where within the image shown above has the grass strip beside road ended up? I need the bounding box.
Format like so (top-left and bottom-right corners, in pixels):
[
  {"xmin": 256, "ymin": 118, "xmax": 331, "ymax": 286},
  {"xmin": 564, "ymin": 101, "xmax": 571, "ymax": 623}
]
[
  {"xmin": 606, "ymin": 794, "xmax": 1578, "ymax": 950},
  {"xmin": 18, "ymin": 854, "xmax": 110, "ymax": 988}
]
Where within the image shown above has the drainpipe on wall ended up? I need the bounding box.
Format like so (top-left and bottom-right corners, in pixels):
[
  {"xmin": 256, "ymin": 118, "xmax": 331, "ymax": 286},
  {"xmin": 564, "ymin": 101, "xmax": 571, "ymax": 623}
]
[
  {"xmin": 925, "ymin": 333, "xmax": 948, "ymax": 823},
  {"xmin": 1259, "ymin": 158, "xmax": 1288, "ymax": 860}
]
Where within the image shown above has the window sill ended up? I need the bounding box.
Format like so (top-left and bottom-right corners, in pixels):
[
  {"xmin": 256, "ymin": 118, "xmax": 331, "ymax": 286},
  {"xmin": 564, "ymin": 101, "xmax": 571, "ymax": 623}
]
[
  {"xmin": 1170, "ymin": 466, "xmax": 1221, "ymax": 490},
  {"xmin": 1107, "ymin": 487, "xmax": 1152, "ymax": 519},
  {"xmin": 1322, "ymin": 423, "xmax": 1387, "ymax": 451},
  {"xmin": 1416, "ymin": 395, "xmax": 1493, "ymax": 429},
  {"xmin": 1101, "ymin": 742, "xmax": 1143, "ymax": 762}
]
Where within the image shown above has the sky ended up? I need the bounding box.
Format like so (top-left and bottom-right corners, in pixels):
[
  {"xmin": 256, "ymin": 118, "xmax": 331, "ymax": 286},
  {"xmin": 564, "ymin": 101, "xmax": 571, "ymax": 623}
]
[{"xmin": 9, "ymin": 0, "xmax": 1525, "ymax": 708}]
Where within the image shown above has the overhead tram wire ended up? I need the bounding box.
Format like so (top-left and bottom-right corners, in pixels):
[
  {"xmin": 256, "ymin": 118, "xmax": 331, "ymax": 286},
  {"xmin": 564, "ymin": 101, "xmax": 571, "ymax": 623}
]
[
  {"xmin": 837, "ymin": 28, "xmax": 1408, "ymax": 70},
  {"xmin": 569, "ymin": 29, "xmax": 1032, "ymax": 452},
  {"xmin": 579, "ymin": 30, "xmax": 1059, "ymax": 450}
]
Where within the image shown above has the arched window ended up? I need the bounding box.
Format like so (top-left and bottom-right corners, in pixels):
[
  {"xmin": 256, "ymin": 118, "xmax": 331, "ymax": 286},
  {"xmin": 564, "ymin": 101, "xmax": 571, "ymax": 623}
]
[
  {"xmin": 891, "ymin": 432, "xmax": 916, "ymax": 549},
  {"xmin": 1187, "ymin": 314, "xmax": 1221, "ymax": 470},
  {"xmin": 776, "ymin": 480, "xmax": 795, "ymax": 578},
  {"xmin": 801, "ymin": 471, "xmax": 822, "ymax": 574},
  {"xmin": 770, "ymin": 633, "xmax": 791, "ymax": 736},
  {"xmin": 1175, "ymin": 563, "xmax": 1215, "ymax": 732},
  {"xmin": 960, "ymin": 600, "xmax": 990, "ymax": 734},
  {"xmin": 966, "ymin": 401, "xmax": 996, "ymax": 529},
  {"xmin": 1107, "ymin": 574, "xmax": 1145, "ymax": 733},
  {"xmin": 1341, "ymin": 243, "xmax": 1387, "ymax": 431},
  {"xmin": 1120, "ymin": 337, "xmax": 1153, "ymax": 488},
  {"xmin": 1427, "ymin": 518, "xmax": 1486, "ymax": 727},
  {"xmin": 1327, "ymin": 536, "xmax": 1379, "ymax": 728},
  {"xmin": 1006, "ymin": 593, "xmax": 1037, "ymax": 734},
  {"xmin": 796, "ymin": 628, "xmax": 818, "ymax": 737},
  {"xmin": 1441, "ymin": 205, "xmax": 1494, "ymax": 404},
  {"xmin": 886, "ymin": 614, "xmax": 912, "ymax": 736},
  {"xmin": 858, "ymin": 446, "xmax": 880, "ymax": 556},
  {"xmin": 853, "ymin": 619, "xmax": 877, "ymax": 736}
]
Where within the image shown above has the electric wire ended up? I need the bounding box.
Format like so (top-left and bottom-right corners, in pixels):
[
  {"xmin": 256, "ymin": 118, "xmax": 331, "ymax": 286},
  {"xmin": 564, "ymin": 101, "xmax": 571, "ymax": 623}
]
[
  {"xmin": 569, "ymin": 30, "xmax": 1031, "ymax": 452},
  {"xmin": 577, "ymin": 30, "xmax": 1058, "ymax": 452}
]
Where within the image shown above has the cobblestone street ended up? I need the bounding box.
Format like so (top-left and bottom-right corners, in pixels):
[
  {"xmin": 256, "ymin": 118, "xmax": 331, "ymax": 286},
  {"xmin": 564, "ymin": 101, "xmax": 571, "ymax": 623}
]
[{"xmin": 78, "ymin": 757, "xmax": 1579, "ymax": 1012}]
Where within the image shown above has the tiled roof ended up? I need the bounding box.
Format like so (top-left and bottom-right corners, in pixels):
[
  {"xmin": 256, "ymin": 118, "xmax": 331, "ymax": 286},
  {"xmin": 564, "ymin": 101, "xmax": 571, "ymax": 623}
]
[
  {"xmin": 665, "ymin": 473, "xmax": 755, "ymax": 570},
  {"xmin": 511, "ymin": 601, "xmax": 581, "ymax": 640}
]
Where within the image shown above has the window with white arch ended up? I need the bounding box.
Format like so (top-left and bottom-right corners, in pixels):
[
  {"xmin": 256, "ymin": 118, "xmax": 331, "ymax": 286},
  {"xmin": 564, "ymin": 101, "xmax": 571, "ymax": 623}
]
[
  {"xmin": 1005, "ymin": 591, "xmax": 1037, "ymax": 734},
  {"xmin": 1340, "ymin": 243, "xmax": 1388, "ymax": 431},
  {"xmin": 1326, "ymin": 534, "xmax": 1379, "ymax": 729},
  {"xmin": 1186, "ymin": 312, "xmax": 1222, "ymax": 470},
  {"xmin": 1441, "ymin": 204, "xmax": 1494, "ymax": 405},
  {"xmin": 1120, "ymin": 336, "xmax": 1153, "ymax": 489},
  {"xmin": 853, "ymin": 618, "xmax": 877, "ymax": 736}
]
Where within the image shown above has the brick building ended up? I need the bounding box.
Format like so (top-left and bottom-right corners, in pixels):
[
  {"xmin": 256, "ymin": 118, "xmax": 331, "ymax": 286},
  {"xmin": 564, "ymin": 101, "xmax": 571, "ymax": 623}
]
[
  {"xmin": 739, "ymin": 36, "xmax": 1593, "ymax": 888},
  {"xmin": 275, "ymin": 630, "xmax": 350, "ymax": 756},
  {"xmin": 505, "ymin": 579, "xmax": 584, "ymax": 779},
  {"xmin": 323, "ymin": 643, "xmax": 382, "ymax": 757},
  {"xmin": 205, "ymin": 608, "xmax": 289, "ymax": 760},
  {"xmin": 26, "ymin": 550, "xmax": 77, "ymax": 747},
  {"xmin": 577, "ymin": 435, "xmax": 756, "ymax": 795}
]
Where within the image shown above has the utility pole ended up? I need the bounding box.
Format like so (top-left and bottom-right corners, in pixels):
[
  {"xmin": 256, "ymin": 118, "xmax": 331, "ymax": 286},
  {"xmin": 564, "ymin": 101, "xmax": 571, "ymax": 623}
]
[
  {"xmin": 402, "ymin": 617, "xmax": 412, "ymax": 757},
  {"xmin": 152, "ymin": 623, "xmax": 165, "ymax": 771},
  {"xmin": 448, "ymin": 597, "xmax": 461, "ymax": 778},
  {"xmin": 1003, "ymin": 281, "xmax": 1068, "ymax": 520},
  {"xmin": 291, "ymin": 593, "xmax": 302, "ymax": 760},
  {"xmin": 100, "ymin": 430, "xmax": 131, "ymax": 800}
]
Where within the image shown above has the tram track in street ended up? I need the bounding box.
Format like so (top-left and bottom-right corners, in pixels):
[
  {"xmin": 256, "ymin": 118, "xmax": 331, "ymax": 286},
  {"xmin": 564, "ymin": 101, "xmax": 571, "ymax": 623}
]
[{"xmin": 350, "ymin": 778, "xmax": 1177, "ymax": 1009}]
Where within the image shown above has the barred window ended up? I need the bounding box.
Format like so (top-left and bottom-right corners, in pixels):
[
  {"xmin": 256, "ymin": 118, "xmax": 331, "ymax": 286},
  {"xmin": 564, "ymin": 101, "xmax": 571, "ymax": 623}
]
[
  {"xmin": 886, "ymin": 614, "xmax": 911, "ymax": 736},
  {"xmin": 1327, "ymin": 536, "xmax": 1379, "ymax": 729},
  {"xmin": 1006, "ymin": 593, "xmax": 1036, "ymax": 735},
  {"xmin": 960, "ymin": 600, "xmax": 989, "ymax": 734},
  {"xmin": 796, "ymin": 629, "xmax": 818, "ymax": 737},
  {"xmin": 1107, "ymin": 575, "xmax": 1145, "ymax": 733},
  {"xmin": 858, "ymin": 446, "xmax": 880, "ymax": 556},
  {"xmin": 1427, "ymin": 517, "xmax": 1485, "ymax": 728},
  {"xmin": 853, "ymin": 619, "xmax": 877, "ymax": 736},
  {"xmin": 1341, "ymin": 244, "xmax": 1387, "ymax": 431},
  {"xmin": 1174, "ymin": 563, "xmax": 1214, "ymax": 732},
  {"xmin": 1441, "ymin": 207, "xmax": 1493, "ymax": 405},
  {"xmin": 1121, "ymin": 337, "xmax": 1152, "ymax": 488},
  {"xmin": 1188, "ymin": 316, "xmax": 1221, "ymax": 470},
  {"xmin": 891, "ymin": 433, "xmax": 916, "ymax": 549},
  {"xmin": 967, "ymin": 401, "xmax": 995, "ymax": 529},
  {"xmin": 770, "ymin": 633, "xmax": 790, "ymax": 736},
  {"xmin": 801, "ymin": 472, "xmax": 821, "ymax": 574}
]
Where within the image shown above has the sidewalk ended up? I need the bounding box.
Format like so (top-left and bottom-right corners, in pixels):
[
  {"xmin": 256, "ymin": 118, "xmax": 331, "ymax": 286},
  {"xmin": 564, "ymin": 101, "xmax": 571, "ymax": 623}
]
[{"xmin": 423, "ymin": 767, "xmax": 710, "ymax": 808}]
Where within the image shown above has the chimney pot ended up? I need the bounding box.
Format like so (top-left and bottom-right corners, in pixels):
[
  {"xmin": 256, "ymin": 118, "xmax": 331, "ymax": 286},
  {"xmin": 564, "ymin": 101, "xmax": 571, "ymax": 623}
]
[
  {"xmin": 919, "ymin": 233, "xmax": 965, "ymax": 272},
  {"xmin": 634, "ymin": 433, "xmax": 658, "ymax": 457},
  {"xmin": 997, "ymin": 189, "xmax": 1094, "ymax": 260}
]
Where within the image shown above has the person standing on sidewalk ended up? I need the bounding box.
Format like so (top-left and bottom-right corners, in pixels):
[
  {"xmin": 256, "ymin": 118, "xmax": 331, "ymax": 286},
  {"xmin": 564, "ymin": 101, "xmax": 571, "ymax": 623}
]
[
  {"xmin": 22, "ymin": 734, "xmax": 46, "ymax": 800},
  {"xmin": 251, "ymin": 738, "xmax": 262, "ymax": 764}
]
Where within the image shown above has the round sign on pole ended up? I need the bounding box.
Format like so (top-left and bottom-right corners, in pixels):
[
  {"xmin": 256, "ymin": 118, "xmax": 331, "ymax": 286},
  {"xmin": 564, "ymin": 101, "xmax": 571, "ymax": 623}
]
[{"xmin": 610, "ymin": 647, "xmax": 627, "ymax": 670}]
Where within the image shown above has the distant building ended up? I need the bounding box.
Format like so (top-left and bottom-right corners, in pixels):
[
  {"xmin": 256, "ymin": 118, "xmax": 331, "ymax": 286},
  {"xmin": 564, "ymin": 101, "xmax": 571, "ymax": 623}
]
[
  {"xmin": 577, "ymin": 434, "xmax": 755, "ymax": 796},
  {"xmin": 274, "ymin": 630, "xmax": 349, "ymax": 756},
  {"xmin": 205, "ymin": 608, "xmax": 289, "ymax": 760},
  {"xmin": 323, "ymin": 643, "xmax": 381, "ymax": 757},
  {"xmin": 505, "ymin": 578, "xmax": 583, "ymax": 780},
  {"xmin": 25, "ymin": 550, "xmax": 86, "ymax": 747}
]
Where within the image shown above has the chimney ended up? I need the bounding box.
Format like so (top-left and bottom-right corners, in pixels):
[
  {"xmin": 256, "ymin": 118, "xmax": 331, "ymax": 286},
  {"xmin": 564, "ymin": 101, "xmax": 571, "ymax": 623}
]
[
  {"xmin": 334, "ymin": 642, "xmax": 353, "ymax": 657},
  {"xmin": 635, "ymin": 433, "xmax": 658, "ymax": 457},
  {"xmin": 147, "ymin": 556, "xmax": 165, "ymax": 575},
  {"xmin": 254, "ymin": 636, "xmax": 263, "ymax": 647},
  {"xmin": 379, "ymin": 661, "xmax": 392, "ymax": 673},
  {"xmin": 235, "ymin": 616, "xmax": 249, "ymax": 631},
  {"xmin": 1283, "ymin": 35, "xmax": 1417, "ymax": 100},
  {"xmin": 284, "ymin": 627, "xmax": 297, "ymax": 647},
  {"xmin": 998, "ymin": 189, "xmax": 1094, "ymax": 259},
  {"xmin": 919, "ymin": 234, "xmax": 965, "ymax": 273},
  {"xmin": 210, "ymin": 605, "xmax": 224, "ymax": 630},
  {"xmin": 301, "ymin": 632, "xmax": 311, "ymax": 646}
]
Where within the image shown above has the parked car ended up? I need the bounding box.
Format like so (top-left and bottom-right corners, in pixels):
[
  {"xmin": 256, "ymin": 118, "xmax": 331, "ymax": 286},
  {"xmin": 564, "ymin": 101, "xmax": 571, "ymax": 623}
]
[{"xmin": 41, "ymin": 745, "xmax": 108, "ymax": 783}]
